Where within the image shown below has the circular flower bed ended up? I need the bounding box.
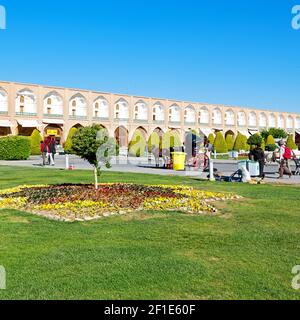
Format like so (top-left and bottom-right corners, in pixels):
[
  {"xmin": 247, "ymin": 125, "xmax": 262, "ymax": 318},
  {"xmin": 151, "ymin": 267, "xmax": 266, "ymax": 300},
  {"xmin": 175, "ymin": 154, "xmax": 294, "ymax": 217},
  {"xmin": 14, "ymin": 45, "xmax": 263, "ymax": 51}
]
[{"xmin": 0, "ymin": 184, "xmax": 240, "ymax": 222}]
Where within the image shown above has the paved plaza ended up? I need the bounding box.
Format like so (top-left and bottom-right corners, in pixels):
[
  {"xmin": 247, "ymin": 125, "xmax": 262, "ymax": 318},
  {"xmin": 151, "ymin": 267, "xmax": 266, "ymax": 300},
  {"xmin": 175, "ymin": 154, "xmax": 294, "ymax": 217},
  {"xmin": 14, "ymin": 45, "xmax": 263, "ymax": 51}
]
[{"xmin": 1, "ymin": 155, "xmax": 299, "ymax": 185}]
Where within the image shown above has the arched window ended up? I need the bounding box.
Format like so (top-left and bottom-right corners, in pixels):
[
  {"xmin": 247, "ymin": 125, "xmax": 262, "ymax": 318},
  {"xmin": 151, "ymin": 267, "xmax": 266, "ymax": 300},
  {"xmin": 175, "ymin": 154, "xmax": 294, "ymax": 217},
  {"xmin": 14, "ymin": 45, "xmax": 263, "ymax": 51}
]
[
  {"xmin": 152, "ymin": 103, "xmax": 164, "ymax": 122},
  {"xmin": 134, "ymin": 100, "xmax": 148, "ymax": 121},
  {"xmin": 199, "ymin": 107, "xmax": 209, "ymax": 124},
  {"xmin": 238, "ymin": 111, "xmax": 247, "ymax": 126},
  {"xmin": 184, "ymin": 106, "xmax": 196, "ymax": 124},
  {"xmin": 93, "ymin": 97, "xmax": 109, "ymax": 119},
  {"xmin": 69, "ymin": 94, "xmax": 87, "ymax": 117},
  {"xmin": 259, "ymin": 112, "xmax": 267, "ymax": 128},
  {"xmin": 0, "ymin": 88, "xmax": 8, "ymax": 113},
  {"xmin": 212, "ymin": 108, "xmax": 222, "ymax": 125},
  {"xmin": 225, "ymin": 109, "xmax": 235, "ymax": 126},
  {"xmin": 114, "ymin": 98, "xmax": 129, "ymax": 120},
  {"xmin": 169, "ymin": 104, "xmax": 181, "ymax": 123},
  {"xmin": 44, "ymin": 92, "xmax": 63, "ymax": 116},
  {"xmin": 269, "ymin": 114, "xmax": 276, "ymax": 128},
  {"xmin": 15, "ymin": 89, "xmax": 37, "ymax": 115},
  {"xmin": 248, "ymin": 112, "xmax": 257, "ymax": 127}
]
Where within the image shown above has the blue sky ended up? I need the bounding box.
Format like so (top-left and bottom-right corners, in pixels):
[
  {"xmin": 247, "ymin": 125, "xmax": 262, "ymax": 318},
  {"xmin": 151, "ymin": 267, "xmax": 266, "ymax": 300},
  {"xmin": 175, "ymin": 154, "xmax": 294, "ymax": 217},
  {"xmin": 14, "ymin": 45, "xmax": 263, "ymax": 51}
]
[{"xmin": 0, "ymin": 0, "xmax": 299, "ymax": 112}]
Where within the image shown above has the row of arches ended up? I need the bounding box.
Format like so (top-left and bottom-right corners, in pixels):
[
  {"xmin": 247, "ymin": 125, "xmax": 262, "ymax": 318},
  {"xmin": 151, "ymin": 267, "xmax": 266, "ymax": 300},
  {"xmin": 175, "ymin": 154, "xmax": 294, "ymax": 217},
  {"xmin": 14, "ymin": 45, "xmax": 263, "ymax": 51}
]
[{"xmin": 1, "ymin": 87, "xmax": 300, "ymax": 129}]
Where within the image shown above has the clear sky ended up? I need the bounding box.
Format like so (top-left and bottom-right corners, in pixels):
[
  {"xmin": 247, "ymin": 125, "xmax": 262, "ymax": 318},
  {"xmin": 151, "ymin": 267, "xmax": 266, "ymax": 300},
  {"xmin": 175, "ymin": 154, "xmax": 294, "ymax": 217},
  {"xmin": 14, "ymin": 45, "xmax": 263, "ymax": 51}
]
[{"xmin": 0, "ymin": 0, "xmax": 299, "ymax": 113}]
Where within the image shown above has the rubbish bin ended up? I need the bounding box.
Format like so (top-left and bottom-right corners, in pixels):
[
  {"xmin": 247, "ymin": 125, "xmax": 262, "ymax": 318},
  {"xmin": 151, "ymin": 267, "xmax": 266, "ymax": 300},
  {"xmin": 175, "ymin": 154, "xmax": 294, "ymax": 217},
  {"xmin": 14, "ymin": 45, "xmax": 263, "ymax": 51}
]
[
  {"xmin": 248, "ymin": 161, "xmax": 260, "ymax": 177},
  {"xmin": 172, "ymin": 152, "xmax": 186, "ymax": 171}
]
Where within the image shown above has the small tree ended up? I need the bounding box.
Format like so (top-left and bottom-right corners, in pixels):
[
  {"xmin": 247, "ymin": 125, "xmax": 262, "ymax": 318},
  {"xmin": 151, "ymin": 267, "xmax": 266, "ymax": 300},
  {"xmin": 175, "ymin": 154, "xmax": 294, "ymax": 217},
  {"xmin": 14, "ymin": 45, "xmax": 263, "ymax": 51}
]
[
  {"xmin": 162, "ymin": 130, "xmax": 181, "ymax": 150},
  {"xmin": 266, "ymin": 135, "xmax": 275, "ymax": 145},
  {"xmin": 261, "ymin": 128, "xmax": 288, "ymax": 140},
  {"xmin": 148, "ymin": 132, "xmax": 160, "ymax": 153},
  {"xmin": 234, "ymin": 133, "xmax": 249, "ymax": 152},
  {"xmin": 247, "ymin": 133, "xmax": 263, "ymax": 148},
  {"xmin": 64, "ymin": 127, "xmax": 78, "ymax": 154},
  {"xmin": 30, "ymin": 129, "xmax": 43, "ymax": 155},
  {"xmin": 213, "ymin": 132, "xmax": 228, "ymax": 153},
  {"xmin": 207, "ymin": 133, "xmax": 215, "ymax": 145},
  {"xmin": 128, "ymin": 130, "xmax": 146, "ymax": 157},
  {"xmin": 72, "ymin": 125, "xmax": 117, "ymax": 189},
  {"xmin": 286, "ymin": 134, "xmax": 297, "ymax": 150},
  {"xmin": 225, "ymin": 134, "xmax": 234, "ymax": 151}
]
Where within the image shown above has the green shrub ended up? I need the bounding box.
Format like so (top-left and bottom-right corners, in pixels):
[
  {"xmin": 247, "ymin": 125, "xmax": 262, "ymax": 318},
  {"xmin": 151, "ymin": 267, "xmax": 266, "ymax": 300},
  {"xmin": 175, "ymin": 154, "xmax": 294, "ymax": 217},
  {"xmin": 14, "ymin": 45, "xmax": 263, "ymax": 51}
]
[
  {"xmin": 128, "ymin": 130, "xmax": 146, "ymax": 157},
  {"xmin": 0, "ymin": 136, "xmax": 31, "ymax": 160},
  {"xmin": 64, "ymin": 127, "xmax": 78, "ymax": 154},
  {"xmin": 247, "ymin": 133, "xmax": 263, "ymax": 147},
  {"xmin": 162, "ymin": 130, "xmax": 182, "ymax": 150},
  {"xmin": 207, "ymin": 133, "xmax": 215, "ymax": 145},
  {"xmin": 233, "ymin": 133, "xmax": 249, "ymax": 151},
  {"xmin": 261, "ymin": 128, "xmax": 287, "ymax": 140},
  {"xmin": 225, "ymin": 134, "xmax": 234, "ymax": 151},
  {"xmin": 30, "ymin": 129, "xmax": 43, "ymax": 155},
  {"xmin": 148, "ymin": 132, "xmax": 161, "ymax": 153},
  {"xmin": 266, "ymin": 135, "xmax": 275, "ymax": 145},
  {"xmin": 286, "ymin": 134, "xmax": 297, "ymax": 150},
  {"xmin": 213, "ymin": 132, "xmax": 228, "ymax": 153},
  {"xmin": 266, "ymin": 144, "xmax": 277, "ymax": 152}
]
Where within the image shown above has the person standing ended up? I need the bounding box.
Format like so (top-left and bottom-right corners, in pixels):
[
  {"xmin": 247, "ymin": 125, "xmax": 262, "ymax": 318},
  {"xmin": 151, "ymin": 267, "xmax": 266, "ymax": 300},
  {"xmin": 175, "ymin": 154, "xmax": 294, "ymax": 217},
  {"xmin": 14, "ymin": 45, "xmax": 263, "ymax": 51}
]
[
  {"xmin": 252, "ymin": 143, "xmax": 266, "ymax": 179},
  {"xmin": 50, "ymin": 137, "xmax": 56, "ymax": 166},
  {"xmin": 203, "ymin": 140, "xmax": 213, "ymax": 172},
  {"xmin": 40, "ymin": 140, "xmax": 47, "ymax": 166},
  {"xmin": 278, "ymin": 140, "xmax": 292, "ymax": 179}
]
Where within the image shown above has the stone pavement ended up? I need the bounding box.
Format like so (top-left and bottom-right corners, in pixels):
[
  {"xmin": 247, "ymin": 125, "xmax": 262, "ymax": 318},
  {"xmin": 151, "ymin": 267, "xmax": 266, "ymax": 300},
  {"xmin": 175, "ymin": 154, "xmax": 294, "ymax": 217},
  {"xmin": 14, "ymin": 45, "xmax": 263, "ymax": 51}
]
[{"xmin": 0, "ymin": 155, "xmax": 299, "ymax": 185}]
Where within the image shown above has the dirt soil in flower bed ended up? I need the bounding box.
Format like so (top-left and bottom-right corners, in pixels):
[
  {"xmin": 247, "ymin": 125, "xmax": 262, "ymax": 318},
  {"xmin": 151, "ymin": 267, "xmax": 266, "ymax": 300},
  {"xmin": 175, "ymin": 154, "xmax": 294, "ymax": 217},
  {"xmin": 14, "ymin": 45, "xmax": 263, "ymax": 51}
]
[{"xmin": 0, "ymin": 184, "xmax": 241, "ymax": 222}]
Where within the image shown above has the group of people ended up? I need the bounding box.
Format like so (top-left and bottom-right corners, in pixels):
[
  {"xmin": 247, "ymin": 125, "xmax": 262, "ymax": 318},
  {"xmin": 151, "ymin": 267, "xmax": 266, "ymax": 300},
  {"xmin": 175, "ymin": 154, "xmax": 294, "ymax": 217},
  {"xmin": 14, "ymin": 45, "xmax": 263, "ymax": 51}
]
[
  {"xmin": 249, "ymin": 140, "xmax": 294, "ymax": 180},
  {"xmin": 40, "ymin": 137, "xmax": 56, "ymax": 166}
]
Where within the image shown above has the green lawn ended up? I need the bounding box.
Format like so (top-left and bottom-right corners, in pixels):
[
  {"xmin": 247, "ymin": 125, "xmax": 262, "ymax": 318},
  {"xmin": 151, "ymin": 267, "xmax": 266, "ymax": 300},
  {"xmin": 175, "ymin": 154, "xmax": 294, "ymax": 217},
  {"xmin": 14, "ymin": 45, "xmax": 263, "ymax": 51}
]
[{"xmin": 0, "ymin": 165, "xmax": 300, "ymax": 300}]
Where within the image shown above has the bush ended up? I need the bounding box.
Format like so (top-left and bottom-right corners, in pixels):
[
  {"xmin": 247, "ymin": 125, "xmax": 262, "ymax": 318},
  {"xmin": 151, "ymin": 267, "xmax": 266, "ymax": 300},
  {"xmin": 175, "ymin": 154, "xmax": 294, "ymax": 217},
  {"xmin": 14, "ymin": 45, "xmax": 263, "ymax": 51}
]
[
  {"xmin": 0, "ymin": 136, "xmax": 31, "ymax": 160},
  {"xmin": 64, "ymin": 127, "xmax": 78, "ymax": 154},
  {"xmin": 247, "ymin": 133, "xmax": 263, "ymax": 146},
  {"xmin": 128, "ymin": 130, "xmax": 147, "ymax": 157},
  {"xmin": 233, "ymin": 133, "xmax": 249, "ymax": 152},
  {"xmin": 207, "ymin": 133, "xmax": 215, "ymax": 145},
  {"xmin": 30, "ymin": 129, "xmax": 43, "ymax": 155},
  {"xmin": 286, "ymin": 134, "xmax": 297, "ymax": 150},
  {"xmin": 265, "ymin": 144, "xmax": 278, "ymax": 152},
  {"xmin": 266, "ymin": 135, "xmax": 275, "ymax": 145},
  {"xmin": 162, "ymin": 130, "xmax": 182, "ymax": 150},
  {"xmin": 225, "ymin": 134, "xmax": 234, "ymax": 151},
  {"xmin": 261, "ymin": 128, "xmax": 288, "ymax": 140},
  {"xmin": 213, "ymin": 132, "xmax": 228, "ymax": 153},
  {"xmin": 148, "ymin": 132, "xmax": 161, "ymax": 153}
]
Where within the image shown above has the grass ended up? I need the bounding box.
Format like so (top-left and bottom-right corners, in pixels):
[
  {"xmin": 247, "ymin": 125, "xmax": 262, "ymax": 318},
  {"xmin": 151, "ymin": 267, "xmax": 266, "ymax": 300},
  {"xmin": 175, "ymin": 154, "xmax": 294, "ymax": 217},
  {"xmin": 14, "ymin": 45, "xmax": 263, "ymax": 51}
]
[{"xmin": 0, "ymin": 165, "xmax": 300, "ymax": 300}]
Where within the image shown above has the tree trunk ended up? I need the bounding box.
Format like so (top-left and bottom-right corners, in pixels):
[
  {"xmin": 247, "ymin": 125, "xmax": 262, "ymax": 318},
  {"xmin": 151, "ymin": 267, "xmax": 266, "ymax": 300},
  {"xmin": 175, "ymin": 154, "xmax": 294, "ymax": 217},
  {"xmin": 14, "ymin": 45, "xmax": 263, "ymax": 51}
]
[{"xmin": 94, "ymin": 167, "xmax": 98, "ymax": 190}]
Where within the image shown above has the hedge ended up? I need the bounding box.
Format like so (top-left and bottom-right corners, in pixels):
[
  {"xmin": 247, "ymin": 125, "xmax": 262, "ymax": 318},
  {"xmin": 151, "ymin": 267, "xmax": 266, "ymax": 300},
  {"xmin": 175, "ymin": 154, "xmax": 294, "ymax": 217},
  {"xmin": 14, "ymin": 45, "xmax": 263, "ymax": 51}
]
[
  {"xmin": 0, "ymin": 136, "xmax": 31, "ymax": 160},
  {"xmin": 30, "ymin": 129, "xmax": 43, "ymax": 155},
  {"xmin": 207, "ymin": 133, "xmax": 215, "ymax": 145},
  {"xmin": 213, "ymin": 132, "xmax": 228, "ymax": 153},
  {"xmin": 148, "ymin": 132, "xmax": 161, "ymax": 153},
  {"xmin": 266, "ymin": 135, "xmax": 275, "ymax": 145}
]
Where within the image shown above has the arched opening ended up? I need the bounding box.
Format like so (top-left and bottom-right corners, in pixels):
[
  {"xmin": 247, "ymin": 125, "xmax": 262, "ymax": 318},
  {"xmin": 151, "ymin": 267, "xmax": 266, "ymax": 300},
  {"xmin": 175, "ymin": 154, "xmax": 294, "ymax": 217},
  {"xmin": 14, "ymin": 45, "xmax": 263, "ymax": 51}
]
[
  {"xmin": 269, "ymin": 114, "xmax": 276, "ymax": 128},
  {"xmin": 238, "ymin": 111, "xmax": 247, "ymax": 127},
  {"xmin": 69, "ymin": 94, "xmax": 87, "ymax": 118},
  {"xmin": 134, "ymin": 100, "xmax": 148, "ymax": 121},
  {"xmin": 295, "ymin": 131, "xmax": 300, "ymax": 145},
  {"xmin": 248, "ymin": 112, "xmax": 257, "ymax": 127},
  {"xmin": 93, "ymin": 97, "xmax": 109, "ymax": 119},
  {"xmin": 114, "ymin": 126, "xmax": 129, "ymax": 148},
  {"xmin": 287, "ymin": 116, "xmax": 294, "ymax": 129},
  {"xmin": 225, "ymin": 130, "xmax": 235, "ymax": 138},
  {"xmin": 278, "ymin": 115, "xmax": 285, "ymax": 128},
  {"xmin": 152, "ymin": 103, "xmax": 164, "ymax": 122},
  {"xmin": 259, "ymin": 112, "xmax": 267, "ymax": 128},
  {"xmin": 184, "ymin": 106, "xmax": 196, "ymax": 124},
  {"xmin": 212, "ymin": 108, "xmax": 222, "ymax": 125},
  {"xmin": 15, "ymin": 89, "xmax": 37, "ymax": 115},
  {"xmin": 44, "ymin": 124, "xmax": 63, "ymax": 144},
  {"xmin": 199, "ymin": 107, "xmax": 209, "ymax": 124},
  {"xmin": 169, "ymin": 104, "xmax": 181, "ymax": 123},
  {"xmin": 44, "ymin": 91, "xmax": 63, "ymax": 117},
  {"xmin": 225, "ymin": 109, "xmax": 235, "ymax": 126},
  {"xmin": 0, "ymin": 88, "xmax": 8, "ymax": 114},
  {"xmin": 114, "ymin": 98, "xmax": 129, "ymax": 120}
]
